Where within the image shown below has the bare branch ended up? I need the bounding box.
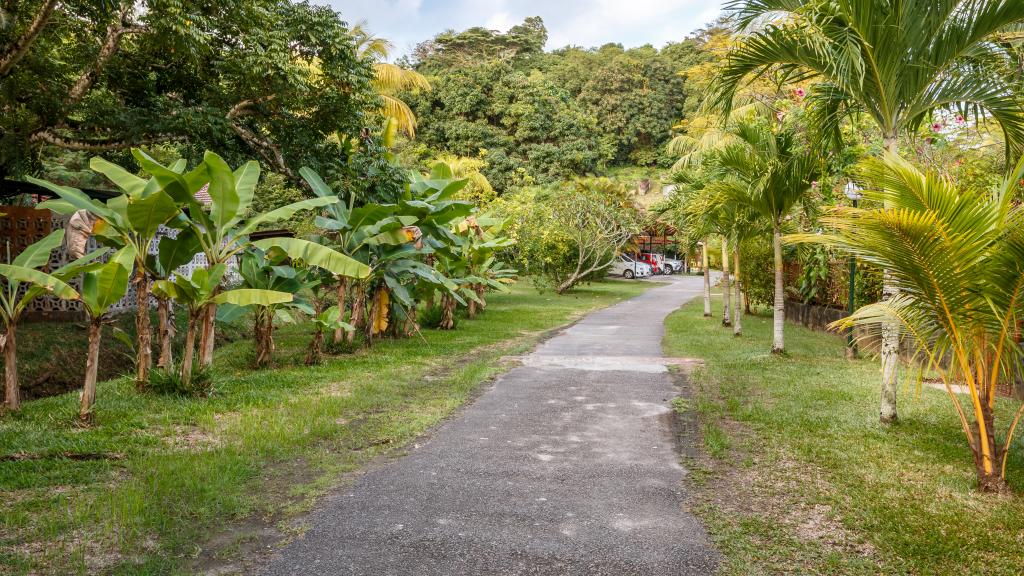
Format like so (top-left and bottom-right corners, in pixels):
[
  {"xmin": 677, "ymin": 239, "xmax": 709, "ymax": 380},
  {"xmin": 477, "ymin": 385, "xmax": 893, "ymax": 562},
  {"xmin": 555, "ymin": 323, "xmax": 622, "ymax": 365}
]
[
  {"xmin": 29, "ymin": 129, "xmax": 183, "ymax": 151},
  {"xmin": 64, "ymin": 14, "xmax": 145, "ymax": 110},
  {"xmin": 0, "ymin": 0, "xmax": 60, "ymax": 79}
]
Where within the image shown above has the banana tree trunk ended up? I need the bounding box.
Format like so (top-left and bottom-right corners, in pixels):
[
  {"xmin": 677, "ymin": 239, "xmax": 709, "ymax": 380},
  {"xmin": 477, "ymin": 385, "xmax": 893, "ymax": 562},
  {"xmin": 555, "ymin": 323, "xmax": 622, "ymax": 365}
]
[
  {"xmin": 440, "ymin": 293, "xmax": 455, "ymax": 330},
  {"xmin": 880, "ymin": 135, "xmax": 900, "ymax": 423},
  {"xmin": 475, "ymin": 284, "xmax": 486, "ymax": 311},
  {"xmin": 80, "ymin": 317, "xmax": 103, "ymax": 423},
  {"xmin": 4, "ymin": 323, "xmax": 18, "ymax": 411},
  {"xmin": 180, "ymin": 311, "xmax": 199, "ymax": 388},
  {"xmin": 772, "ymin": 224, "xmax": 785, "ymax": 354},
  {"xmin": 198, "ymin": 302, "xmax": 217, "ymax": 368},
  {"xmin": 702, "ymin": 240, "xmax": 711, "ymax": 317},
  {"xmin": 721, "ymin": 236, "xmax": 731, "ymax": 327},
  {"xmin": 333, "ymin": 277, "xmax": 348, "ymax": 344},
  {"xmin": 403, "ymin": 305, "xmax": 418, "ymax": 337},
  {"xmin": 348, "ymin": 284, "xmax": 365, "ymax": 343},
  {"xmin": 134, "ymin": 269, "xmax": 152, "ymax": 389},
  {"xmin": 156, "ymin": 297, "xmax": 174, "ymax": 369},
  {"xmin": 467, "ymin": 292, "xmax": 478, "ymax": 319},
  {"xmin": 306, "ymin": 298, "xmax": 326, "ymax": 365},
  {"xmin": 733, "ymin": 247, "xmax": 742, "ymax": 337},
  {"xmin": 254, "ymin": 308, "xmax": 274, "ymax": 368}
]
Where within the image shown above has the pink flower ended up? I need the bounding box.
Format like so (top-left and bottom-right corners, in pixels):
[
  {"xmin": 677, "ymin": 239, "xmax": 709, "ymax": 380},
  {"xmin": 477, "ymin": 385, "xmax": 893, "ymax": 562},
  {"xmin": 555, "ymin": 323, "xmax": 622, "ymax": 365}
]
[
  {"xmin": 811, "ymin": 180, "xmax": 819, "ymax": 190},
  {"xmin": 793, "ymin": 87, "xmax": 806, "ymax": 101},
  {"xmin": 931, "ymin": 122, "xmax": 943, "ymax": 132},
  {"xmin": 776, "ymin": 110, "xmax": 785, "ymax": 121},
  {"xmin": 956, "ymin": 115, "xmax": 965, "ymax": 124}
]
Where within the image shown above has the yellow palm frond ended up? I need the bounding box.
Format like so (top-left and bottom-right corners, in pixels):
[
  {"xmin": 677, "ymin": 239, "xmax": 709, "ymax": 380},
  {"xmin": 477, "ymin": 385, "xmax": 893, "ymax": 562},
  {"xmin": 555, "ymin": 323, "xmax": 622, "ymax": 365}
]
[
  {"xmin": 380, "ymin": 94, "xmax": 418, "ymax": 137},
  {"xmin": 373, "ymin": 63, "xmax": 431, "ymax": 92}
]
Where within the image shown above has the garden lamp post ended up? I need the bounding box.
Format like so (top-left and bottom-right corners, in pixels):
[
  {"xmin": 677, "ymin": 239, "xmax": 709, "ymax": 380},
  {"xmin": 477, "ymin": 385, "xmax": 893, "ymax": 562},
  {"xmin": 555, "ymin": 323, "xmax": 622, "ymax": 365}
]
[{"xmin": 844, "ymin": 181, "xmax": 863, "ymax": 359}]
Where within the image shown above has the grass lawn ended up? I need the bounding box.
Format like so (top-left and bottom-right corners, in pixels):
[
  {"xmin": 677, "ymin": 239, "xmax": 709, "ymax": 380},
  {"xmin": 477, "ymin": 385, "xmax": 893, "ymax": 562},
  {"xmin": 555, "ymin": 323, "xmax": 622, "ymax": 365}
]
[
  {"xmin": 0, "ymin": 279, "xmax": 649, "ymax": 575},
  {"xmin": 665, "ymin": 295, "xmax": 1024, "ymax": 576}
]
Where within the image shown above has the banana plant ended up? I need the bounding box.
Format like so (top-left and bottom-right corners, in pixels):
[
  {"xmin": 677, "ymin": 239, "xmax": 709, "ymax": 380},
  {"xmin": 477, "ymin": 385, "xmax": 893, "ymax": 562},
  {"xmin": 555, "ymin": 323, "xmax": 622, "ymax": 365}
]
[
  {"xmin": 30, "ymin": 154, "xmax": 188, "ymax": 389},
  {"xmin": 133, "ymin": 151, "xmax": 365, "ymax": 369},
  {"xmin": 234, "ymin": 248, "xmax": 317, "ymax": 368},
  {"xmin": 302, "ymin": 167, "xmax": 431, "ymax": 342},
  {"xmin": 152, "ymin": 264, "xmax": 293, "ymax": 387},
  {"xmin": 451, "ymin": 215, "xmax": 516, "ymax": 318},
  {"xmin": 78, "ymin": 245, "xmax": 136, "ymax": 422},
  {"xmin": 306, "ymin": 305, "xmax": 352, "ymax": 365},
  {"xmin": 0, "ymin": 230, "xmax": 105, "ymax": 411}
]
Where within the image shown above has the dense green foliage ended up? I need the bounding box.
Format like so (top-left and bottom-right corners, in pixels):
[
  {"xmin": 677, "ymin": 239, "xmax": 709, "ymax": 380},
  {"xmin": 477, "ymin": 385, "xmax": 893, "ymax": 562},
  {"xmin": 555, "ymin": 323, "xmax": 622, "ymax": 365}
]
[
  {"xmin": 403, "ymin": 17, "xmax": 713, "ymax": 192},
  {"xmin": 0, "ymin": 0, "xmax": 378, "ymax": 181}
]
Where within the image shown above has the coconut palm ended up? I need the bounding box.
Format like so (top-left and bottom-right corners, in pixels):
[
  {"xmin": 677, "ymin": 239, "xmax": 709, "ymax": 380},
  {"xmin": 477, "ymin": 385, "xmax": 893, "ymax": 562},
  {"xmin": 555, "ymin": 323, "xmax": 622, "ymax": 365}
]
[
  {"xmin": 714, "ymin": 0, "xmax": 1024, "ymax": 422},
  {"xmin": 710, "ymin": 116, "xmax": 818, "ymax": 352},
  {"xmin": 352, "ymin": 22, "xmax": 431, "ymax": 137},
  {"xmin": 793, "ymin": 152, "xmax": 1024, "ymax": 492}
]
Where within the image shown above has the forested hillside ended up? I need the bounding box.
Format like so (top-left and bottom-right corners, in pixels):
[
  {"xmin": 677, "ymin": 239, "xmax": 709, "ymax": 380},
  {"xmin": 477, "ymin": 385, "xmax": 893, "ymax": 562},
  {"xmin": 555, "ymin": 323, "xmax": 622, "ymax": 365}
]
[{"xmin": 399, "ymin": 17, "xmax": 725, "ymax": 191}]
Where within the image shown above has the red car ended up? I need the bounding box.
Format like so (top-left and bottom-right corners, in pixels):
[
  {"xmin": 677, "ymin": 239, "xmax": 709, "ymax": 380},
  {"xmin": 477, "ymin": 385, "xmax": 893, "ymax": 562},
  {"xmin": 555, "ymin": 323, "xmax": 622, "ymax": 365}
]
[{"xmin": 636, "ymin": 253, "xmax": 663, "ymax": 275}]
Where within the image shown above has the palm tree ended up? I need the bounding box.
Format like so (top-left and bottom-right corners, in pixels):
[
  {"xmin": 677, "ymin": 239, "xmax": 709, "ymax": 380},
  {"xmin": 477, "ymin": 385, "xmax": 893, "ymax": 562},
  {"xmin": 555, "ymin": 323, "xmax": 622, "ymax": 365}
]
[
  {"xmin": 351, "ymin": 22, "xmax": 431, "ymax": 137},
  {"xmin": 793, "ymin": 153, "xmax": 1024, "ymax": 492},
  {"xmin": 710, "ymin": 116, "xmax": 818, "ymax": 353},
  {"xmin": 714, "ymin": 0, "xmax": 1024, "ymax": 422}
]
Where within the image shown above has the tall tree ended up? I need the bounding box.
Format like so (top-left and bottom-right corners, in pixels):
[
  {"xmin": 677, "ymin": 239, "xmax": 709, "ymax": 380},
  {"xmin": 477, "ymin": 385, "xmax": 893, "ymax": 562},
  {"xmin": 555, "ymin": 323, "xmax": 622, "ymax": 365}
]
[
  {"xmin": 0, "ymin": 0, "xmax": 377, "ymax": 182},
  {"xmin": 713, "ymin": 0, "xmax": 1024, "ymax": 422}
]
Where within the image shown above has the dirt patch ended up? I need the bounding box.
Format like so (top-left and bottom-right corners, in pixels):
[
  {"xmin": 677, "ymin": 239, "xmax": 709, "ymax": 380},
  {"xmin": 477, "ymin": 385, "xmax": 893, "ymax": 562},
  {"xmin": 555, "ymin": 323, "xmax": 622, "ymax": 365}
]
[{"xmin": 161, "ymin": 425, "xmax": 223, "ymax": 451}]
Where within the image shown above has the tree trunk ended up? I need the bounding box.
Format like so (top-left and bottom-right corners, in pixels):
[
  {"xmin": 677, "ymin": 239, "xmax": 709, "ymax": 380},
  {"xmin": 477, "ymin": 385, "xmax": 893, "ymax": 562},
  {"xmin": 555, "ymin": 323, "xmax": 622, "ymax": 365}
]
[
  {"xmin": 4, "ymin": 323, "xmax": 19, "ymax": 412},
  {"xmin": 80, "ymin": 317, "xmax": 103, "ymax": 423},
  {"xmin": 348, "ymin": 284, "xmax": 365, "ymax": 343},
  {"xmin": 305, "ymin": 327, "xmax": 324, "ymax": 366},
  {"xmin": 475, "ymin": 284, "xmax": 486, "ymax": 311},
  {"xmin": 333, "ymin": 277, "xmax": 348, "ymax": 344},
  {"xmin": 721, "ymin": 236, "xmax": 731, "ymax": 327},
  {"xmin": 180, "ymin": 312, "xmax": 199, "ymax": 388},
  {"xmin": 772, "ymin": 224, "xmax": 785, "ymax": 354},
  {"xmin": 134, "ymin": 270, "xmax": 152, "ymax": 389},
  {"xmin": 733, "ymin": 248, "xmax": 742, "ymax": 337},
  {"xmin": 880, "ymin": 135, "xmax": 900, "ymax": 423},
  {"xmin": 156, "ymin": 297, "xmax": 174, "ymax": 369},
  {"xmin": 973, "ymin": 403, "xmax": 1008, "ymax": 492},
  {"xmin": 254, "ymin": 308, "xmax": 274, "ymax": 368},
  {"xmin": 403, "ymin": 305, "xmax": 418, "ymax": 337},
  {"xmin": 467, "ymin": 293, "xmax": 478, "ymax": 318},
  {"xmin": 702, "ymin": 240, "xmax": 711, "ymax": 317},
  {"xmin": 440, "ymin": 294, "xmax": 455, "ymax": 330},
  {"xmin": 198, "ymin": 302, "xmax": 217, "ymax": 368}
]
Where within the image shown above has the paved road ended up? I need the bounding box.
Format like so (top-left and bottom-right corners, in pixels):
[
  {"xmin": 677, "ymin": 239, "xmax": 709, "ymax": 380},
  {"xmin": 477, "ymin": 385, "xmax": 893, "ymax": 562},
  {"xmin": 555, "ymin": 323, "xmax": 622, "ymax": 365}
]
[{"xmin": 261, "ymin": 275, "xmax": 718, "ymax": 575}]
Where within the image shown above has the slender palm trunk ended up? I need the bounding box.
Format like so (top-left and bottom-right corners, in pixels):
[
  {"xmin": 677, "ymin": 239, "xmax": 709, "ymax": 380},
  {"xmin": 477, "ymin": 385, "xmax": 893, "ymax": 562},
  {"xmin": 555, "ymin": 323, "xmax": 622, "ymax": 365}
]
[
  {"xmin": 180, "ymin": 311, "xmax": 199, "ymax": 388},
  {"xmin": 880, "ymin": 135, "xmax": 900, "ymax": 423},
  {"xmin": 772, "ymin": 223, "xmax": 785, "ymax": 354},
  {"xmin": 156, "ymin": 297, "xmax": 174, "ymax": 369},
  {"xmin": 333, "ymin": 277, "xmax": 348, "ymax": 344},
  {"xmin": 721, "ymin": 236, "xmax": 731, "ymax": 327},
  {"xmin": 134, "ymin": 270, "xmax": 151, "ymax": 389},
  {"xmin": 702, "ymin": 240, "xmax": 711, "ymax": 317},
  {"xmin": 80, "ymin": 317, "xmax": 103, "ymax": 423},
  {"xmin": 4, "ymin": 322, "xmax": 18, "ymax": 411},
  {"xmin": 733, "ymin": 247, "xmax": 742, "ymax": 337},
  {"xmin": 467, "ymin": 292, "xmax": 478, "ymax": 318}
]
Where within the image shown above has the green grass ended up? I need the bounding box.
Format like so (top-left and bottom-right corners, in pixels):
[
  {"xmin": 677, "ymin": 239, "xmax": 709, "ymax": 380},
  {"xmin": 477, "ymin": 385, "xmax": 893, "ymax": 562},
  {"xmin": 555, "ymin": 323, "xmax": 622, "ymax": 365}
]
[
  {"xmin": 665, "ymin": 296, "xmax": 1024, "ymax": 575},
  {"xmin": 0, "ymin": 279, "xmax": 649, "ymax": 575}
]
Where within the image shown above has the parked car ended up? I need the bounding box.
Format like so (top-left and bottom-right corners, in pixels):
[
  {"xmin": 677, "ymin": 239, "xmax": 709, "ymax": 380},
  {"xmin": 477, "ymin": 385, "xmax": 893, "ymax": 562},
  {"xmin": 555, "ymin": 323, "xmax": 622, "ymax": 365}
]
[
  {"xmin": 609, "ymin": 255, "xmax": 652, "ymax": 279},
  {"xmin": 638, "ymin": 252, "xmax": 666, "ymax": 275},
  {"xmin": 662, "ymin": 256, "xmax": 685, "ymax": 274}
]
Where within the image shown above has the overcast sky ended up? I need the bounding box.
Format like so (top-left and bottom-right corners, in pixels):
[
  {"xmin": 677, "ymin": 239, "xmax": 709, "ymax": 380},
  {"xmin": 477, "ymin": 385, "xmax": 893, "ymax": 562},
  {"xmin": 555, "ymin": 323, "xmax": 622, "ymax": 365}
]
[{"xmin": 323, "ymin": 0, "xmax": 722, "ymax": 59}]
